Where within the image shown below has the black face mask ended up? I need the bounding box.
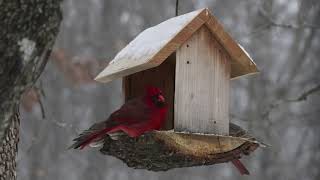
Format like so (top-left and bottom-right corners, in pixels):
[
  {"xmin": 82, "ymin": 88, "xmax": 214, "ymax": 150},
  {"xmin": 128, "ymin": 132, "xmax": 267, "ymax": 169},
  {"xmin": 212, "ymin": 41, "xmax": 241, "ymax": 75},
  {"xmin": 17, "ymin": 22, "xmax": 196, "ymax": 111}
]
[{"xmin": 151, "ymin": 95, "xmax": 165, "ymax": 108}]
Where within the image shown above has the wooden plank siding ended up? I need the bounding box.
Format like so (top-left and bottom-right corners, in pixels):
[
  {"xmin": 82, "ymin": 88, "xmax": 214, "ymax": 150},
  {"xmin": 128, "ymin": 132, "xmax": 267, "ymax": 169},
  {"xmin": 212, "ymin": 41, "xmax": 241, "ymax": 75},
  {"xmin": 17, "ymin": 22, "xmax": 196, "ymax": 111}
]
[{"xmin": 175, "ymin": 26, "xmax": 230, "ymax": 135}]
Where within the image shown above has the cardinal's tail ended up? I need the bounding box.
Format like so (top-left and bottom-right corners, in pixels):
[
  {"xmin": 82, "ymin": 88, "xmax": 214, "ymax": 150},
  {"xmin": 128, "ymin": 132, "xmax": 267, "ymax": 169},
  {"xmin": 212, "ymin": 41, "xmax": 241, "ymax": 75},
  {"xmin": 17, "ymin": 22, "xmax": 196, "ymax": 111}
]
[
  {"xmin": 231, "ymin": 159, "xmax": 250, "ymax": 175},
  {"xmin": 69, "ymin": 122, "xmax": 114, "ymax": 150},
  {"xmin": 68, "ymin": 128, "xmax": 110, "ymax": 150}
]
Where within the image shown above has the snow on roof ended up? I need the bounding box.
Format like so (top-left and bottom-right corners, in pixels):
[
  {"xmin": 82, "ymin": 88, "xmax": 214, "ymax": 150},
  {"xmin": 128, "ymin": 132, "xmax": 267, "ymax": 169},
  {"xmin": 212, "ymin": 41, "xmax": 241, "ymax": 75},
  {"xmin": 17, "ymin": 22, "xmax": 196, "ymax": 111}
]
[
  {"xmin": 110, "ymin": 9, "xmax": 203, "ymax": 65},
  {"xmin": 95, "ymin": 8, "xmax": 258, "ymax": 83},
  {"xmin": 237, "ymin": 43, "xmax": 253, "ymax": 63}
]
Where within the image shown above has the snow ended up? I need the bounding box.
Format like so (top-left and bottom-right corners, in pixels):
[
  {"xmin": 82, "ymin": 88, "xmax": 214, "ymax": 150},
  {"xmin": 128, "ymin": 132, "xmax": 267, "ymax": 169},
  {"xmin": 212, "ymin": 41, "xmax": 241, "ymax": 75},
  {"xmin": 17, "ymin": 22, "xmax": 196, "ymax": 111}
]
[
  {"xmin": 109, "ymin": 9, "xmax": 203, "ymax": 64},
  {"xmin": 237, "ymin": 43, "xmax": 253, "ymax": 61},
  {"xmin": 18, "ymin": 38, "xmax": 36, "ymax": 63},
  {"xmin": 120, "ymin": 11, "xmax": 130, "ymax": 24}
]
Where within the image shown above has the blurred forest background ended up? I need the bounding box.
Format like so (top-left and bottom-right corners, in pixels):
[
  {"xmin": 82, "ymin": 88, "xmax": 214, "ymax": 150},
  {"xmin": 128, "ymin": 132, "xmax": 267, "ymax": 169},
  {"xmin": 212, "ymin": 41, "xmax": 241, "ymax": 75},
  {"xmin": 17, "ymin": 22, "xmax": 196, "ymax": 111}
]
[{"xmin": 18, "ymin": 0, "xmax": 320, "ymax": 179}]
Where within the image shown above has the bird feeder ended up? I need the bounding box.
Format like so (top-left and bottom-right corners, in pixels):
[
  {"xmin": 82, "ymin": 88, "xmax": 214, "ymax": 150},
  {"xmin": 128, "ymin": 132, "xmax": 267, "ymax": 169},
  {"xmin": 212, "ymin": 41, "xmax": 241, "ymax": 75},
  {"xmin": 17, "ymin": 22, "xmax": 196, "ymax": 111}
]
[{"xmin": 95, "ymin": 8, "xmax": 263, "ymax": 171}]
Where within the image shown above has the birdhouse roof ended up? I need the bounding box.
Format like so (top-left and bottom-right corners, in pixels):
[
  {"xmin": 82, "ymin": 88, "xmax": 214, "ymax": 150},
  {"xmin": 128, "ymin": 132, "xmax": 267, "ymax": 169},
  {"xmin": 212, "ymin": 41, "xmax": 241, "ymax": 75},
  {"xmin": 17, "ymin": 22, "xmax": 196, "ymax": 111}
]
[{"xmin": 95, "ymin": 8, "xmax": 258, "ymax": 83}]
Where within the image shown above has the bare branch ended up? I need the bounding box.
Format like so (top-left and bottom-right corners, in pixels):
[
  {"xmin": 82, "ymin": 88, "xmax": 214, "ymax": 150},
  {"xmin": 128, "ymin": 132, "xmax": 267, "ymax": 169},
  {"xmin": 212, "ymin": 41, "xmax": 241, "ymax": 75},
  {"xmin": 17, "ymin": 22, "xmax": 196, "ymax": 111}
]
[
  {"xmin": 260, "ymin": 84, "xmax": 320, "ymax": 124},
  {"xmin": 269, "ymin": 21, "xmax": 320, "ymax": 30},
  {"xmin": 35, "ymin": 89, "xmax": 46, "ymax": 119},
  {"xmin": 288, "ymin": 84, "xmax": 320, "ymax": 102},
  {"xmin": 259, "ymin": 9, "xmax": 320, "ymax": 30}
]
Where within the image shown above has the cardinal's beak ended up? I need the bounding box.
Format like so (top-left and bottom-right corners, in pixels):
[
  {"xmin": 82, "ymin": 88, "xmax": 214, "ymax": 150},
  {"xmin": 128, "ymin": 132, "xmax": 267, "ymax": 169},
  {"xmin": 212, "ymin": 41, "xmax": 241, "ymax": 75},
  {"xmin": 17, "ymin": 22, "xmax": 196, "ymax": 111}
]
[{"xmin": 158, "ymin": 95, "xmax": 165, "ymax": 102}]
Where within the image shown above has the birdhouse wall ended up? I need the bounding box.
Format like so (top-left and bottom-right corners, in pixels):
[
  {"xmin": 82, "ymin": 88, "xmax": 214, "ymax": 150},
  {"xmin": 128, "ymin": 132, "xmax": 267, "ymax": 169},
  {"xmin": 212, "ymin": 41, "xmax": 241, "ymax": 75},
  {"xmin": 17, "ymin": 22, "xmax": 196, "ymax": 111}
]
[
  {"xmin": 175, "ymin": 26, "xmax": 230, "ymax": 135},
  {"xmin": 122, "ymin": 54, "xmax": 176, "ymax": 130}
]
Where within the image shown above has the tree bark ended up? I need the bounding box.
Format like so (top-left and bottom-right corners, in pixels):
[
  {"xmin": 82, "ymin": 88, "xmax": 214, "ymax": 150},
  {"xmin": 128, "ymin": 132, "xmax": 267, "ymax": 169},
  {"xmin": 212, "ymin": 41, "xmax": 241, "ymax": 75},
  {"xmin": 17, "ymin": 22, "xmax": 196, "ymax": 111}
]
[
  {"xmin": 0, "ymin": 110, "xmax": 19, "ymax": 180},
  {"xmin": 0, "ymin": 0, "xmax": 62, "ymax": 179}
]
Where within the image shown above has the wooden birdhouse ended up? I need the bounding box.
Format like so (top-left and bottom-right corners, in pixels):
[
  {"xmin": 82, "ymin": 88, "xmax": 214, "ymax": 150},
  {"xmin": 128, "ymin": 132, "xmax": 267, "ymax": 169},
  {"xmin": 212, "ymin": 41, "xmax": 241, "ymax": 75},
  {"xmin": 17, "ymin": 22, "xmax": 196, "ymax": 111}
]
[{"xmin": 95, "ymin": 8, "xmax": 264, "ymax": 171}]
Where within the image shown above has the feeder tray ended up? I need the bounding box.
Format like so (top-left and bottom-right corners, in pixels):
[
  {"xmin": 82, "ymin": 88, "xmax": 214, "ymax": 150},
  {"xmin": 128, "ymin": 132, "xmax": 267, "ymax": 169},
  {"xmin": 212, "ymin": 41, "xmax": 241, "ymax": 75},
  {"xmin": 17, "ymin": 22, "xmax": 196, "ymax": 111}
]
[{"xmin": 100, "ymin": 123, "xmax": 262, "ymax": 171}]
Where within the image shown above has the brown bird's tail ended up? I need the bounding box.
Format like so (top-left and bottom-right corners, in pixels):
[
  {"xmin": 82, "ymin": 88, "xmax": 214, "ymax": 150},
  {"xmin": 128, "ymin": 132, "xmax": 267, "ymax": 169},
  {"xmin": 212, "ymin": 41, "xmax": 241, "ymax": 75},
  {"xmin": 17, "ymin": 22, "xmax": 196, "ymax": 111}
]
[{"xmin": 231, "ymin": 159, "xmax": 250, "ymax": 175}]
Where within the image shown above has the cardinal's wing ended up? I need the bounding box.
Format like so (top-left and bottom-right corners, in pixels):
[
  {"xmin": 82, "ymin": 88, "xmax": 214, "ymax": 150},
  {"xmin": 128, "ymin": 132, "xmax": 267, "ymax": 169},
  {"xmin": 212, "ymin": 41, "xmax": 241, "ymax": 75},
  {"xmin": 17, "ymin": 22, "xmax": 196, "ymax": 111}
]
[
  {"xmin": 108, "ymin": 97, "xmax": 152, "ymax": 125},
  {"xmin": 69, "ymin": 97, "xmax": 152, "ymax": 149}
]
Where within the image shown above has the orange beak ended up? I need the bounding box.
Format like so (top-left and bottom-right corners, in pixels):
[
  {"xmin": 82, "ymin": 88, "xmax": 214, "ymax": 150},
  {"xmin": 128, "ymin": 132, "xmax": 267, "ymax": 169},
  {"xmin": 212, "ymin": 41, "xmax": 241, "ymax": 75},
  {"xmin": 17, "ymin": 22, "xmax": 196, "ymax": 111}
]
[{"xmin": 158, "ymin": 95, "xmax": 165, "ymax": 102}]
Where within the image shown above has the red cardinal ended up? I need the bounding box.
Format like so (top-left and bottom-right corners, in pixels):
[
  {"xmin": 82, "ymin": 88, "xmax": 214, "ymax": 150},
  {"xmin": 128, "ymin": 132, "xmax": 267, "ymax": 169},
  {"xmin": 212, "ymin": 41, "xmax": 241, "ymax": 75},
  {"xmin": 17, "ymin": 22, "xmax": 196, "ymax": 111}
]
[
  {"xmin": 70, "ymin": 86, "xmax": 249, "ymax": 175},
  {"xmin": 69, "ymin": 86, "xmax": 168, "ymax": 149},
  {"xmin": 231, "ymin": 159, "xmax": 250, "ymax": 175}
]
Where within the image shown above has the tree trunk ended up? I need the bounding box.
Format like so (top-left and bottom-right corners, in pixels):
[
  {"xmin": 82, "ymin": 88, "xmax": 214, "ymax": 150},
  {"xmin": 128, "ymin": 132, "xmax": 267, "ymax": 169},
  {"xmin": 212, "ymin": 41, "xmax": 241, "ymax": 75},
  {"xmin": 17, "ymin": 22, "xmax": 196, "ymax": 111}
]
[
  {"xmin": 0, "ymin": 0, "xmax": 62, "ymax": 179},
  {"xmin": 0, "ymin": 110, "xmax": 19, "ymax": 180}
]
